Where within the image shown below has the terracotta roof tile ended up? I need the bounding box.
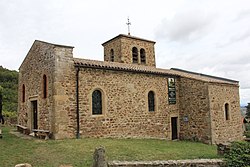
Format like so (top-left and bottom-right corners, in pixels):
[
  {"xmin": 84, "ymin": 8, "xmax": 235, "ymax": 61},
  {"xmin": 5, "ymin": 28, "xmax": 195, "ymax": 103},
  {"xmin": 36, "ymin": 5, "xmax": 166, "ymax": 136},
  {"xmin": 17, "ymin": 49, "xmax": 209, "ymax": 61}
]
[
  {"xmin": 73, "ymin": 58, "xmax": 238, "ymax": 85},
  {"xmin": 74, "ymin": 58, "xmax": 176, "ymax": 76},
  {"xmin": 170, "ymin": 68, "xmax": 239, "ymax": 85},
  {"xmin": 102, "ymin": 34, "xmax": 155, "ymax": 46}
]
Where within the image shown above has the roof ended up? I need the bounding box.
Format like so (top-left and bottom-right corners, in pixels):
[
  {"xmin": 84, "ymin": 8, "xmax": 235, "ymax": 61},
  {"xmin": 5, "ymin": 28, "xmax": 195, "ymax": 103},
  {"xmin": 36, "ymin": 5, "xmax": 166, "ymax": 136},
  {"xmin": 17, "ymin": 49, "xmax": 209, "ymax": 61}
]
[
  {"xmin": 34, "ymin": 40, "xmax": 74, "ymax": 48},
  {"xmin": 19, "ymin": 40, "xmax": 74, "ymax": 70},
  {"xmin": 74, "ymin": 58, "xmax": 177, "ymax": 77},
  {"xmin": 74, "ymin": 58, "xmax": 239, "ymax": 85},
  {"xmin": 20, "ymin": 39, "xmax": 238, "ymax": 86},
  {"xmin": 102, "ymin": 34, "xmax": 156, "ymax": 46},
  {"xmin": 170, "ymin": 68, "xmax": 239, "ymax": 85}
]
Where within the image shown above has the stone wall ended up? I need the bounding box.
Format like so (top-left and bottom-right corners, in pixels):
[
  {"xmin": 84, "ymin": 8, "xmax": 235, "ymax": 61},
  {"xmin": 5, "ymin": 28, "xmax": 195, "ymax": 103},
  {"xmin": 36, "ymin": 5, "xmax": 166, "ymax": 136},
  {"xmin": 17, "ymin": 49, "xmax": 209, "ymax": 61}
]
[
  {"xmin": 209, "ymin": 83, "xmax": 243, "ymax": 144},
  {"xmin": 18, "ymin": 39, "xmax": 242, "ymax": 142},
  {"xmin": 178, "ymin": 76, "xmax": 243, "ymax": 144},
  {"xmin": 18, "ymin": 39, "xmax": 179, "ymax": 140},
  {"xmin": 93, "ymin": 147, "xmax": 226, "ymax": 167},
  {"xmin": 52, "ymin": 46, "xmax": 76, "ymax": 139},
  {"xmin": 108, "ymin": 159, "xmax": 226, "ymax": 167},
  {"xmin": 103, "ymin": 35, "xmax": 156, "ymax": 67},
  {"xmin": 103, "ymin": 37, "xmax": 122, "ymax": 63},
  {"xmin": 18, "ymin": 41, "xmax": 76, "ymax": 139},
  {"xmin": 18, "ymin": 41, "xmax": 56, "ymax": 131},
  {"xmin": 178, "ymin": 77, "xmax": 212, "ymax": 144},
  {"xmin": 78, "ymin": 67, "xmax": 179, "ymax": 139}
]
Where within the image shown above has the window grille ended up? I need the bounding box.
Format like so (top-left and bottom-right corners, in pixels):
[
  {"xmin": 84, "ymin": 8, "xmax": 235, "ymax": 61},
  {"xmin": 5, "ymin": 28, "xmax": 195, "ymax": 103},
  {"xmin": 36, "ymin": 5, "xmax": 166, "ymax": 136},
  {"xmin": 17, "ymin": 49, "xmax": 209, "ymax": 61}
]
[
  {"xmin": 92, "ymin": 90, "xmax": 102, "ymax": 115},
  {"xmin": 148, "ymin": 91, "xmax": 155, "ymax": 112}
]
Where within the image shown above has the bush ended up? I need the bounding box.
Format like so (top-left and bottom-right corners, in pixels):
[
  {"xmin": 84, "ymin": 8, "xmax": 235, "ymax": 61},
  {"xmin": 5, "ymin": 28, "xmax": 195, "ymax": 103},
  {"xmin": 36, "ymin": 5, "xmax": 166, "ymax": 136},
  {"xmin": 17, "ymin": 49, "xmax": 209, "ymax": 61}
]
[
  {"xmin": 2, "ymin": 110, "xmax": 17, "ymax": 118},
  {"xmin": 224, "ymin": 141, "xmax": 250, "ymax": 167},
  {"xmin": 244, "ymin": 131, "xmax": 250, "ymax": 138},
  {"xmin": 2, "ymin": 111, "xmax": 17, "ymax": 126},
  {"xmin": 245, "ymin": 123, "xmax": 250, "ymax": 131}
]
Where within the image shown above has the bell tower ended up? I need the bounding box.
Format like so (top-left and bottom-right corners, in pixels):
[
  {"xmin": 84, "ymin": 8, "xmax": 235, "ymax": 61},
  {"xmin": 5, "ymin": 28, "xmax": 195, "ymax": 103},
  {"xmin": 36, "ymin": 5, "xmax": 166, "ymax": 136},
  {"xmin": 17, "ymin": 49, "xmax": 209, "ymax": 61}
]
[{"xmin": 102, "ymin": 34, "xmax": 156, "ymax": 67}]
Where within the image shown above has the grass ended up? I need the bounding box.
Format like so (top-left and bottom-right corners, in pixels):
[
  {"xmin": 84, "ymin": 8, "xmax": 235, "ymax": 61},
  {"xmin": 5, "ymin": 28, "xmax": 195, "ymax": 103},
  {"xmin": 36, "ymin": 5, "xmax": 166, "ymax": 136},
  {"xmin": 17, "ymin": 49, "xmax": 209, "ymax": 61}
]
[{"xmin": 0, "ymin": 126, "xmax": 220, "ymax": 167}]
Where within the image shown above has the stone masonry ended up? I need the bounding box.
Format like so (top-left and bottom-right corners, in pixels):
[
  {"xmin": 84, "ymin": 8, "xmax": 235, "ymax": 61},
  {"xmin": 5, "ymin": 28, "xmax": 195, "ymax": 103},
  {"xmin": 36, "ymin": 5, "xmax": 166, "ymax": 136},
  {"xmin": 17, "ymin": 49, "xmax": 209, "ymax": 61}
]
[
  {"xmin": 18, "ymin": 41, "xmax": 57, "ymax": 131},
  {"xmin": 108, "ymin": 159, "xmax": 226, "ymax": 167},
  {"xmin": 178, "ymin": 77, "xmax": 212, "ymax": 144},
  {"xmin": 18, "ymin": 40, "xmax": 76, "ymax": 139},
  {"xmin": 103, "ymin": 34, "xmax": 156, "ymax": 66},
  {"xmin": 93, "ymin": 146, "xmax": 226, "ymax": 167},
  {"xmin": 209, "ymin": 83, "xmax": 242, "ymax": 144},
  {"xmin": 178, "ymin": 76, "xmax": 243, "ymax": 144},
  {"xmin": 77, "ymin": 66, "xmax": 179, "ymax": 139},
  {"xmin": 18, "ymin": 34, "xmax": 243, "ymax": 144}
]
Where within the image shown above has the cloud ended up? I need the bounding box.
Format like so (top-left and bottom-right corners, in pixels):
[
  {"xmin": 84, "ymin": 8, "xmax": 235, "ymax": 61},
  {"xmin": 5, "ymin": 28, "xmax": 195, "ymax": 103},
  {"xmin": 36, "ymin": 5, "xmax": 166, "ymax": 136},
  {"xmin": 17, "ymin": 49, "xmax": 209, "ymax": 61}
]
[
  {"xmin": 234, "ymin": 9, "xmax": 250, "ymax": 21},
  {"xmin": 155, "ymin": 10, "xmax": 215, "ymax": 42},
  {"xmin": 240, "ymin": 89, "xmax": 250, "ymax": 106},
  {"xmin": 216, "ymin": 23, "xmax": 250, "ymax": 48},
  {"xmin": 154, "ymin": 2, "xmax": 250, "ymax": 105},
  {"xmin": 0, "ymin": 0, "xmax": 249, "ymax": 105}
]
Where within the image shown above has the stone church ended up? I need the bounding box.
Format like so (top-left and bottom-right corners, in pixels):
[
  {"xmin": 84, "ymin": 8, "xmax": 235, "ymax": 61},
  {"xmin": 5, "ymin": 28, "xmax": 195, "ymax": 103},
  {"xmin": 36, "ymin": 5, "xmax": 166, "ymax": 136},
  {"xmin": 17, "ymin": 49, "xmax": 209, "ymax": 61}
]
[{"xmin": 18, "ymin": 34, "xmax": 243, "ymax": 144}]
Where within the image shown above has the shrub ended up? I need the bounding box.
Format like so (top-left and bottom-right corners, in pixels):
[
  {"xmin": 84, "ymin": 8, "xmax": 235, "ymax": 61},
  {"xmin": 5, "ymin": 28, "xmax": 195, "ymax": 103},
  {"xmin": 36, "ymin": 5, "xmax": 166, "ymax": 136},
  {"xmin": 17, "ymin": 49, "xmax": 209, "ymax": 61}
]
[
  {"xmin": 245, "ymin": 123, "xmax": 250, "ymax": 131},
  {"xmin": 224, "ymin": 141, "xmax": 250, "ymax": 167},
  {"xmin": 244, "ymin": 131, "xmax": 250, "ymax": 138},
  {"xmin": 2, "ymin": 110, "xmax": 17, "ymax": 118},
  {"xmin": 2, "ymin": 110, "xmax": 17, "ymax": 126}
]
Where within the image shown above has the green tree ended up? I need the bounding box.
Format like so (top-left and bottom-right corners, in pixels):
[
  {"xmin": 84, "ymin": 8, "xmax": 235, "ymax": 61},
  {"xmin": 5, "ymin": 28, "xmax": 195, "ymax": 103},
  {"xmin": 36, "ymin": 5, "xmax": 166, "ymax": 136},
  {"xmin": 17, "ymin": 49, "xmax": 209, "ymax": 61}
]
[
  {"xmin": 225, "ymin": 141, "xmax": 250, "ymax": 167},
  {"xmin": 246, "ymin": 103, "xmax": 250, "ymax": 118},
  {"xmin": 0, "ymin": 85, "xmax": 3, "ymax": 115},
  {"xmin": 0, "ymin": 66, "xmax": 18, "ymax": 112}
]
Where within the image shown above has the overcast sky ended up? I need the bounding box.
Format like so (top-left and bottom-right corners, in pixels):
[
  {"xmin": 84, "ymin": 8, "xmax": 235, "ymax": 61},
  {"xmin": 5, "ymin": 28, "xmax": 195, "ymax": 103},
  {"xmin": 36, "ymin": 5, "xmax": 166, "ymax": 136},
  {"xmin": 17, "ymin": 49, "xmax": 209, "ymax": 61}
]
[{"xmin": 0, "ymin": 0, "xmax": 249, "ymax": 106}]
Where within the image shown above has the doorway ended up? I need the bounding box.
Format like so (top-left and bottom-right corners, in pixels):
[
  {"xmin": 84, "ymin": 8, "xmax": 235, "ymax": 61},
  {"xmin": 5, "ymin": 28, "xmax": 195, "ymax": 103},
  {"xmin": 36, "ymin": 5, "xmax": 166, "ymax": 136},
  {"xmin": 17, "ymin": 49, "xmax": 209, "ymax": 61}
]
[
  {"xmin": 171, "ymin": 117, "xmax": 178, "ymax": 140},
  {"xmin": 31, "ymin": 100, "xmax": 38, "ymax": 129}
]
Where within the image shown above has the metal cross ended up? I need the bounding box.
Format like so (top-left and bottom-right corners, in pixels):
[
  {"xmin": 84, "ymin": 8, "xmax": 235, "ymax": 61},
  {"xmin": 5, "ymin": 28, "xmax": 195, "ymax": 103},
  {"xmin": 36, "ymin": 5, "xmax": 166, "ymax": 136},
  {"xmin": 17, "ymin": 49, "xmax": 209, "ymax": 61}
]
[{"xmin": 126, "ymin": 17, "xmax": 131, "ymax": 35}]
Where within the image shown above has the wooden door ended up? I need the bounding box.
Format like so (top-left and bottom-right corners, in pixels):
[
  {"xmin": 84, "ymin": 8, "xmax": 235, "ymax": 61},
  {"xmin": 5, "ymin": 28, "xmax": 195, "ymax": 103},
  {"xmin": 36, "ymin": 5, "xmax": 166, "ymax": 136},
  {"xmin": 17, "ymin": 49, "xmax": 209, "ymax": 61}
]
[
  {"xmin": 171, "ymin": 117, "xmax": 178, "ymax": 140},
  {"xmin": 31, "ymin": 100, "xmax": 38, "ymax": 129}
]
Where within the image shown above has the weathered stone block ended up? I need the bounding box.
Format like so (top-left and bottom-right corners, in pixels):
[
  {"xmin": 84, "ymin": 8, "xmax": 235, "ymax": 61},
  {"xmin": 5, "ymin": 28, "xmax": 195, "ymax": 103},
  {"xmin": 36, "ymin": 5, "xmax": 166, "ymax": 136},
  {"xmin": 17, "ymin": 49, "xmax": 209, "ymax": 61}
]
[{"xmin": 93, "ymin": 146, "xmax": 107, "ymax": 167}]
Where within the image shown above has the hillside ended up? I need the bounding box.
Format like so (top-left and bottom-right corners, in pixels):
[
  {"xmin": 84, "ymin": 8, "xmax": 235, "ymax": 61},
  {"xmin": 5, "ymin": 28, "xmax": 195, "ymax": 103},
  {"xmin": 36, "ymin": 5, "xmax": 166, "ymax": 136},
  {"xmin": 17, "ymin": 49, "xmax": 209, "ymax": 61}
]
[{"xmin": 0, "ymin": 66, "xmax": 18, "ymax": 112}]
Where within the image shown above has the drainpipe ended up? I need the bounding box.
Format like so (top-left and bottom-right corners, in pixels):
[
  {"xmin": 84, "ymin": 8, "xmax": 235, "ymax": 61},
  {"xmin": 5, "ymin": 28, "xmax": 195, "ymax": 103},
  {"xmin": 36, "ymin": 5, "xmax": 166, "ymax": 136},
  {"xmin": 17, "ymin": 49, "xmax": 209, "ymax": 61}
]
[{"xmin": 76, "ymin": 67, "xmax": 80, "ymax": 139}]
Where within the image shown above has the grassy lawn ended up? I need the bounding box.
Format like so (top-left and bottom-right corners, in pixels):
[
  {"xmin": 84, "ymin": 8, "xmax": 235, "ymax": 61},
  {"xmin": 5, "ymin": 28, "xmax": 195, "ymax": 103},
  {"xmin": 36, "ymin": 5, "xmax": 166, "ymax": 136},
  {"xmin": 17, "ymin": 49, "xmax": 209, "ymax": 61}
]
[{"xmin": 0, "ymin": 126, "xmax": 220, "ymax": 167}]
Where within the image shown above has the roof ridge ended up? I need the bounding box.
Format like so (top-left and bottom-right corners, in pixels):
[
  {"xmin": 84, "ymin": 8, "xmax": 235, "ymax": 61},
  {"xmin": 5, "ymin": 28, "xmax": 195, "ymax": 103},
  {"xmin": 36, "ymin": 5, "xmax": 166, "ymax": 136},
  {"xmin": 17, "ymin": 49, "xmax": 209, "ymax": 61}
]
[
  {"xmin": 171, "ymin": 68, "xmax": 239, "ymax": 84},
  {"xmin": 102, "ymin": 34, "xmax": 155, "ymax": 46},
  {"xmin": 35, "ymin": 40, "xmax": 74, "ymax": 48},
  {"xmin": 73, "ymin": 58, "xmax": 238, "ymax": 85},
  {"xmin": 73, "ymin": 58, "xmax": 176, "ymax": 76}
]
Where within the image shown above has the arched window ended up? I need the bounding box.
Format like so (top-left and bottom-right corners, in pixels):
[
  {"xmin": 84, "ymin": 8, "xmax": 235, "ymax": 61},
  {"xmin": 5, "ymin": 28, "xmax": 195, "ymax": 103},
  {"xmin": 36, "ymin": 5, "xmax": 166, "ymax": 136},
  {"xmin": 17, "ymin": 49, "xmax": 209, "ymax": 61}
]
[
  {"xmin": 140, "ymin": 48, "xmax": 146, "ymax": 64},
  {"xmin": 132, "ymin": 47, "xmax": 138, "ymax": 63},
  {"xmin": 22, "ymin": 84, "xmax": 25, "ymax": 102},
  {"xmin": 110, "ymin": 49, "xmax": 114, "ymax": 62},
  {"xmin": 225, "ymin": 103, "xmax": 230, "ymax": 120},
  {"xmin": 148, "ymin": 91, "xmax": 155, "ymax": 112},
  {"xmin": 43, "ymin": 74, "xmax": 47, "ymax": 98},
  {"xmin": 92, "ymin": 90, "xmax": 102, "ymax": 115}
]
